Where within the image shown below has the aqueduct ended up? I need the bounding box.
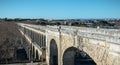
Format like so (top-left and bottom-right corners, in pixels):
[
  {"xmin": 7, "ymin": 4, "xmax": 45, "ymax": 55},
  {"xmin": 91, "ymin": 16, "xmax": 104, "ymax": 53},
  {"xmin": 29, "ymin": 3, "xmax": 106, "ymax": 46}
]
[{"xmin": 17, "ymin": 23, "xmax": 120, "ymax": 65}]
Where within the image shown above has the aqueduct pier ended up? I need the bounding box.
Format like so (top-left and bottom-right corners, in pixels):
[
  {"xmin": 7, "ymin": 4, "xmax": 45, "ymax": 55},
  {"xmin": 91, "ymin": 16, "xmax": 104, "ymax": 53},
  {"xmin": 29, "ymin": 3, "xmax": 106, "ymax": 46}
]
[{"xmin": 17, "ymin": 23, "xmax": 120, "ymax": 65}]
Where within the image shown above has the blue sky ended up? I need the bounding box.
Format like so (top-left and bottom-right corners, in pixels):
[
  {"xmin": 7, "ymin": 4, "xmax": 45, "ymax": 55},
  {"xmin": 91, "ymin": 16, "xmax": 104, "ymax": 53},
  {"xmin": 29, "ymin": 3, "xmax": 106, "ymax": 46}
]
[{"xmin": 0, "ymin": 0, "xmax": 120, "ymax": 19}]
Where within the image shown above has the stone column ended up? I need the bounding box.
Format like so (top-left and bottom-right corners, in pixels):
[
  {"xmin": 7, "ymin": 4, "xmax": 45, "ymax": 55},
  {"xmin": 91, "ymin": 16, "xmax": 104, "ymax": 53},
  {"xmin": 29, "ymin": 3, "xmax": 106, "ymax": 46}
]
[
  {"xmin": 40, "ymin": 34, "xmax": 42, "ymax": 47},
  {"xmin": 43, "ymin": 35, "xmax": 45, "ymax": 47},
  {"xmin": 34, "ymin": 49, "xmax": 36, "ymax": 61},
  {"xmin": 29, "ymin": 49, "xmax": 31, "ymax": 61},
  {"xmin": 39, "ymin": 34, "xmax": 41, "ymax": 47},
  {"xmin": 41, "ymin": 35, "xmax": 43, "ymax": 47}
]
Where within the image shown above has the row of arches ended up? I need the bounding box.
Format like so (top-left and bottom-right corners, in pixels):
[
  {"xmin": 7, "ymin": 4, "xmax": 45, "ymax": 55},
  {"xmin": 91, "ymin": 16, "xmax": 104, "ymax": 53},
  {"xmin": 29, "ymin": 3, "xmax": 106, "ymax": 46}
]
[
  {"xmin": 19, "ymin": 26, "xmax": 46, "ymax": 62},
  {"xmin": 49, "ymin": 39, "xmax": 96, "ymax": 65},
  {"xmin": 32, "ymin": 46, "xmax": 40, "ymax": 61},
  {"xmin": 22, "ymin": 27, "xmax": 46, "ymax": 48},
  {"xmin": 32, "ymin": 45, "xmax": 46, "ymax": 62},
  {"xmin": 19, "ymin": 26, "xmax": 96, "ymax": 65}
]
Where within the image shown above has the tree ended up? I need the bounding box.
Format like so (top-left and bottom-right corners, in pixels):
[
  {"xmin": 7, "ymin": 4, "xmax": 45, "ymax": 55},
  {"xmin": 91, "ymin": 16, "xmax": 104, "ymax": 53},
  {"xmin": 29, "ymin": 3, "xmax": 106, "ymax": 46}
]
[
  {"xmin": 71, "ymin": 22, "xmax": 79, "ymax": 26},
  {"xmin": 56, "ymin": 22, "xmax": 61, "ymax": 25},
  {"xmin": 40, "ymin": 22, "xmax": 46, "ymax": 25}
]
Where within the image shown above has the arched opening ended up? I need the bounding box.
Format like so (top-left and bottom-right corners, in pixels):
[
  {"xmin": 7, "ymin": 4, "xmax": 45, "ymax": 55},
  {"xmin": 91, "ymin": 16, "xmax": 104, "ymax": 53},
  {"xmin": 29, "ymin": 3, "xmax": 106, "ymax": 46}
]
[
  {"xmin": 16, "ymin": 48, "xmax": 28, "ymax": 60},
  {"xmin": 63, "ymin": 47, "xmax": 96, "ymax": 65},
  {"xmin": 33, "ymin": 46, "xmax": 35, "ymax": 60},
  {"xmin": 36, "ymin": 50, "xmax": 39, "ymax": 61},
  {"xmin": 49, "ymin": 39, "xmax": 58, "ymax": 65}
]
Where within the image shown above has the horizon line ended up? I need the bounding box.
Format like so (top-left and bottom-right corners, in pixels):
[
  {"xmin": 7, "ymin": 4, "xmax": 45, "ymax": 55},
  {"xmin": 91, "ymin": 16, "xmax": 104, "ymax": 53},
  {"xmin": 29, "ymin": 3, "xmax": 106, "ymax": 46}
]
[{"xmin": 0, "ymin": 17, "xmax": 120, "ymax": 20}]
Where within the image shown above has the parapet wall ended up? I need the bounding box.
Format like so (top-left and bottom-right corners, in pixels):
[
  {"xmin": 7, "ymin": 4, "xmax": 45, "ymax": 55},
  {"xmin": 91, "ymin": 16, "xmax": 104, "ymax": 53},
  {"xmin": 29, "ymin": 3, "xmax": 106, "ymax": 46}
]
[{"xmin": 47, "ymin": 25, "xmax": 120, "ymax": 44}]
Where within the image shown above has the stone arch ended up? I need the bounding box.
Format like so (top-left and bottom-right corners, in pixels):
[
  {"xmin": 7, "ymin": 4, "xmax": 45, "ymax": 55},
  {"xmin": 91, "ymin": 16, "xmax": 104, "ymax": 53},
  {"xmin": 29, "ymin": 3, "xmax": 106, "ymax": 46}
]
[
  {"xmin": 63, "ymin": 47, "xmax": 96, "ymax": 65},
  {"xmin": 49, "ymin": 39, "xmax": 58, "ymax": 65},
  {"xmin": 36, "ymin": 50, "xmax": 39, "ymax": 60}
]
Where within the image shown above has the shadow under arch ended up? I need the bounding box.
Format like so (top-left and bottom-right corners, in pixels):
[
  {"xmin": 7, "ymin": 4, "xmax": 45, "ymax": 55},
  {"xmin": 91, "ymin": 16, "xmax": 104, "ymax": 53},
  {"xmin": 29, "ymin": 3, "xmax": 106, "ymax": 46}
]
[
  {"xmin": 49, "ymin": 39, "xmax": 58, "ymax": 65},
  {"xmin": 36, "ymin": 50, "xmax": 39, "ymax": 60},
  {"xmin": 63, "ymin": 47, "xmax": 96, "ymax": 65}
]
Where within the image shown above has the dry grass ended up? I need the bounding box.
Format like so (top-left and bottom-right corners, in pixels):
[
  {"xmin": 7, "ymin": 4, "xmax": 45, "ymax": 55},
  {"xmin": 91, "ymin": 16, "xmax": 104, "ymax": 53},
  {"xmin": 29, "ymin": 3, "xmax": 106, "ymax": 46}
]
[{"xmin": 0, "ymin": 22, "xmax": 22, "ymax": 62}]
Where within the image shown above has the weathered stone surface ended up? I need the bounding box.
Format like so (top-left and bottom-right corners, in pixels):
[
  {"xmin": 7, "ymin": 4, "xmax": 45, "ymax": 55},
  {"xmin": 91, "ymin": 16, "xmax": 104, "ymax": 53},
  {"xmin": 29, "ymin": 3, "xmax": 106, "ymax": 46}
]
[{"xmin": 18, "ymin": 23, "xmax": 120, "ymax": 65}]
